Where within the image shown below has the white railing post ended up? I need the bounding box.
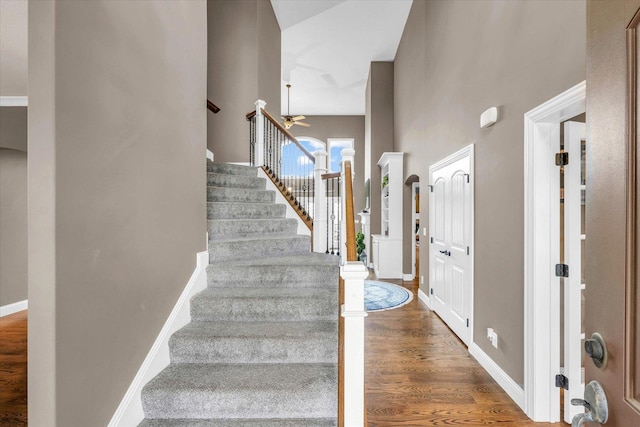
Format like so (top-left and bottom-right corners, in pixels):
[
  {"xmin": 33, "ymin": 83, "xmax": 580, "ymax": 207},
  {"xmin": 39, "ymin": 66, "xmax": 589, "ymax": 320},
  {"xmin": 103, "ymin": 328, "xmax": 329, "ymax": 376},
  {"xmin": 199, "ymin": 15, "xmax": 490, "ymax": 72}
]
[
  {"xmin": 340, "ymin": 149, "xmax": 356, "ymax": 263},
  {"xmin": 340, "ymin": 261, "xmax": 368, "ymax": 426},
  {"xmin": 313, "ymin": 150, "xmax": 329, "ymax": 253},
  {"xmin": 255, "ymin": 100, "xmax": 267, "ymax": 166}
]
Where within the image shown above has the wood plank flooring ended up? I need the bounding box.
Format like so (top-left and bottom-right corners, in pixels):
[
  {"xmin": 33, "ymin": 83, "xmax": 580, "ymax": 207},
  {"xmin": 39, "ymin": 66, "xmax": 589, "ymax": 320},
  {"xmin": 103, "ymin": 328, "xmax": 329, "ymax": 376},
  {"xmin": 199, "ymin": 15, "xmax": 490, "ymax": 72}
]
[
  {"xmin": 0, "ymin": 310, "xmax": 27, "ymax": 426},
  {"xmin": 0, "ymin": 283, "xmax": 558, "ymax": 426},
  {"xmin": 366, "ymin": 278, "xmax": 557, "ymax": 426}
]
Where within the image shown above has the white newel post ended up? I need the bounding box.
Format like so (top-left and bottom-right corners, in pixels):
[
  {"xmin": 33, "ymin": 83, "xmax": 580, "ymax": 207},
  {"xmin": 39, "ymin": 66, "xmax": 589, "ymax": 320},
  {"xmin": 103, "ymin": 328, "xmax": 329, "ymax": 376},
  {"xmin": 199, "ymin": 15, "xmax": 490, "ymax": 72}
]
[
  {"xmin": 313, "ymin": 150, "xmax": 329, "ymax": 253},
  {"xmin": 340, "ymin": 148, "xmax": 356, "ymax": 264},
  {"xmin": 341, "ymin": 261, "xmax": 368, "ymax": 426},
  {"xmin": 254, "ymin": 100, "xmax": 266, "ymax": 166}
]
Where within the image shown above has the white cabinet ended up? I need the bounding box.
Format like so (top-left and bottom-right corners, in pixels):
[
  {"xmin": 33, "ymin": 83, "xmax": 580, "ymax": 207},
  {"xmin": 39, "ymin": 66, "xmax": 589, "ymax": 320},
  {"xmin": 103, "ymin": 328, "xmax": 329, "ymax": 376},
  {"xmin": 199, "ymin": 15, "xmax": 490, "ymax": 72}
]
[{"xmin": 371, "ymin": 152, "xmax": 404, "ymax": 279}]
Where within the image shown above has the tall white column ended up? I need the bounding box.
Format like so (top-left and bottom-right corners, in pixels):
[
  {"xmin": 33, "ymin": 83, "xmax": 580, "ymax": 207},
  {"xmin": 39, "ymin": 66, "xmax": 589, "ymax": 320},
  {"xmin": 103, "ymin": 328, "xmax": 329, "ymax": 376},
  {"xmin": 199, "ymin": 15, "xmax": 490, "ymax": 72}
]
[
  {"xmin": 340, "ymin": 148, "xmax": 356, "ymax": 263},
  {"xmin": 340, "ymin": 261, "xmax": 368, "ymax": 427},
  {"xmin": 254, "ymin": 99, "xmax": 266, "ymax": 166},
  {"xmin": 313, "ymin": 150, "xmax": 328, "ymax": 253}
]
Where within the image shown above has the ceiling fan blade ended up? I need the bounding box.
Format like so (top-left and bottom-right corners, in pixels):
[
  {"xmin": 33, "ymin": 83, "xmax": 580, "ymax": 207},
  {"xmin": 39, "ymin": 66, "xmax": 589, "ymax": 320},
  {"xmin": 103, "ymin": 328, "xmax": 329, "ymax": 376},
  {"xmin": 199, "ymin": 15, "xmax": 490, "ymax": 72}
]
[
  {"xmin": 292, "ymin": 115, "xmax": 306, "ymax": 121},
  {"xmin": 294, "ymin": 121, "xmax": 311, "ymax": 127}
]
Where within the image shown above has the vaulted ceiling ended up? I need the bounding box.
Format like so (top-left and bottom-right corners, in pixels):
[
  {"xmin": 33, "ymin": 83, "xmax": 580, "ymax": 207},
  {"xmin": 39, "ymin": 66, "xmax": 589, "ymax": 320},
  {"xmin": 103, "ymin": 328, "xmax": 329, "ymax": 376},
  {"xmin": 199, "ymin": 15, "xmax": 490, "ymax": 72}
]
[{"xmin": 270, "ymin": 0, "xmax": 413, "ymax": 116}]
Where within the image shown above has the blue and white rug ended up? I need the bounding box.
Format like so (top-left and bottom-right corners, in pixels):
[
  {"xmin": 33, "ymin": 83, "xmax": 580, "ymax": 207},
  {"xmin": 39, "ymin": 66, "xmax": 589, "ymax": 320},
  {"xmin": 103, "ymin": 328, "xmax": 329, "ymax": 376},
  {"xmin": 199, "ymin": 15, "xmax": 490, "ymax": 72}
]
[{"xmin": 364, "ymin": 280, "xmax": 413, "ymax": 312}]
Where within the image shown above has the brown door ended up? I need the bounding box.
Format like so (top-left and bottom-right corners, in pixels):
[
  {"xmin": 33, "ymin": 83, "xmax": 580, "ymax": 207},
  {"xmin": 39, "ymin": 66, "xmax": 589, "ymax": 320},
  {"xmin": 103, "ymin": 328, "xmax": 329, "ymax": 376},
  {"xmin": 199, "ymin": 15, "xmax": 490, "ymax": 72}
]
[{"xmin": 586, "ymin": 1, "xmax": 640, "ymax": 424}]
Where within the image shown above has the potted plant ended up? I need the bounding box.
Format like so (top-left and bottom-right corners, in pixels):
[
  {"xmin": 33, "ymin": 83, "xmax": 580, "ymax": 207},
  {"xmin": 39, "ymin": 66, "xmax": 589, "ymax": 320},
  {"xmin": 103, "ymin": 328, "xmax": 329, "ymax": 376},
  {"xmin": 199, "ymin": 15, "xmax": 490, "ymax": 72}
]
[
  {"xmin": 356, "ymin": 230, "xmax": 366, "ymax": 263},
  {"xmin": 381, "ymin": 175, "xmax": 389, "ymax": 189}
]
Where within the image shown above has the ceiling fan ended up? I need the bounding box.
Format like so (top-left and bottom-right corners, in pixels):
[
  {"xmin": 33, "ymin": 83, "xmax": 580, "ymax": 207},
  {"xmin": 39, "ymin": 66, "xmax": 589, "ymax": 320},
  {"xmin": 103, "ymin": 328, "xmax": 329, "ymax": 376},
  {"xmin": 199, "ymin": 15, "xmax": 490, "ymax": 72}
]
[{"xmin": 282, "ymin": 84, "xmax": 310, "ymax": 129}]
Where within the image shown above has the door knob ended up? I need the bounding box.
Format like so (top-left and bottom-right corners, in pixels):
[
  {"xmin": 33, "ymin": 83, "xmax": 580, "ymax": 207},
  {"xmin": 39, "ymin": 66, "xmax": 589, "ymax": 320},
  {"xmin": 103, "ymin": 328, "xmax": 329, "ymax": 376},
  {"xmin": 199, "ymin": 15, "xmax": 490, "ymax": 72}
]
[
  {"xmin": 571, "ymin": 380, "xmax": 608, "ymax": 426},
  {"xmin": 584, "ymin": 332, "xmax": 608, "ymax": 369},
  {"xmin": 439, "ymin": 250, "xmax": 451, "ymax": 256}
]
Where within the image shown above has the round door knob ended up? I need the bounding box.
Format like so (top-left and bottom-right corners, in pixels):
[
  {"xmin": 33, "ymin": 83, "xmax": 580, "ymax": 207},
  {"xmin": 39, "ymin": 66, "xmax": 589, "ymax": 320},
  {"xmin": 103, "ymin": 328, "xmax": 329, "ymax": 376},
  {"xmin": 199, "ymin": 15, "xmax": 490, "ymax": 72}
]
[{"xmin": 584, "ymin": 332, "xmax": 607, "ymax": 369}]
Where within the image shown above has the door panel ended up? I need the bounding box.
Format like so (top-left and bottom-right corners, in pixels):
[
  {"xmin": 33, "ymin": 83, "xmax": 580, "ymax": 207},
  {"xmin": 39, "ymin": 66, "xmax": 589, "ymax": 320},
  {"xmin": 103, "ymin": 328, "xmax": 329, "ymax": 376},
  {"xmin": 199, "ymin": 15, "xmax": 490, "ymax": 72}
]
[
  {"xmin": 429, "ymin": 149, "xmax": 473, "ymax": 346},
  {"xmin": 585, "ymin": 1, "xmax": 640, "ymax": 424}
]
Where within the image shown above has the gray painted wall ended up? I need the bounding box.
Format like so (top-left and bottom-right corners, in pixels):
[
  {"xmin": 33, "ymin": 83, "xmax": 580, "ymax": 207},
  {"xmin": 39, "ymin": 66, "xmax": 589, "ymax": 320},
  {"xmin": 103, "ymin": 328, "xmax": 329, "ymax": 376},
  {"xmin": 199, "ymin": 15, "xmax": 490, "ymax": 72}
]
[
  {"xmin": 0, "ymin": 107, "xmax": 27, "ymax": 152},
  {"xmin": 0, "ymin": 0, "xmax": 28, "ymax": 96},
  {"xmin": 0, "ymin": 148, "xmax": 28, "ymax": 307},
  {"xmin": 28, "ymin": 1, "xmax": 207, "ymax": 425},
  {"xmin": 289, "ymin": 115, "xmax": 366, "ymax": 214},
  {"xmin": 207, "ymin": 0, "xmax": 281, "ymax": 162},
  {"xmin": 365, "ymin": 62, "xmax": 394, "ymax": 236},
  {"xmin": 394, "ymin": 0, "xmax": 586, "ymax": 384}
]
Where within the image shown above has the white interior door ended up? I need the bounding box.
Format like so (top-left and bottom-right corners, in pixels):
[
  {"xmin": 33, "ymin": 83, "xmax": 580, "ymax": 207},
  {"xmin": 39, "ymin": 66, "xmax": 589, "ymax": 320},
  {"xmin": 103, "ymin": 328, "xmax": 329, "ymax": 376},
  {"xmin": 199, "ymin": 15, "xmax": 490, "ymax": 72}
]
[
  {"xmin": 429, "ymin": 146, "xmax": 473, "ymax": 346},
  {"xmin": 563, "ymin": 121, "xmax": 586, "ymax": 423}
]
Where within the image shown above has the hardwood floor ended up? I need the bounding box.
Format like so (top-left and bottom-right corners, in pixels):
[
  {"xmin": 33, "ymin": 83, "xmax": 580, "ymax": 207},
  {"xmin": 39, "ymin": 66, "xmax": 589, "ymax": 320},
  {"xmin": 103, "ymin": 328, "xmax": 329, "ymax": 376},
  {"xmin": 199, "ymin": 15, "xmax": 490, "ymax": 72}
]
[
  {"xmin": 0, "ymin": 286, "xmax": 557, "ymax": 426},
  {"xmin": 0, "ymin": 310, "xmax": 27, "ymax": 426},
  {"xmin": 365, "ymin": 278, "xmax": 557, "ymax": 426}
]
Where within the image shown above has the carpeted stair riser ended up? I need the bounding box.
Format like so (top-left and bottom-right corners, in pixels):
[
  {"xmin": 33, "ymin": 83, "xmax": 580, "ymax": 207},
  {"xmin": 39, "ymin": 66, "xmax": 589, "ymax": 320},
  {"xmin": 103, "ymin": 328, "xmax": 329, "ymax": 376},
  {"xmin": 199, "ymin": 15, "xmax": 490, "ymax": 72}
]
[
  {"xmin": 141, "ymin": 162, "xmax": 339, "ymax": 425},
  {"xmin": 208, "ymin": 236, "xmax": 310, "ymax": 262},
  {"xmin": 141, "ymin": 364, "xmax": 337, "ymax": 419},
  {"xmin": 207, "ymin": 162, "xmax": 258, "ymax": 177},
  {"xmin": 207, "ymin": 173, "xmax": 266, "ymax": 190},
  {"xmin": 139, "ymin": 419, "xmax": 337, "ymax": 427},
  {"xmin": 169, "ymin": 321, "xmax": 337, "ymax": 364},
  {"xmin": 190, "ymin": 288, "xmax": 337, "ymax": 322},
  {"xmin": 207, "ymin": 187, "xmax": 275, "ymax": 204},
  {"xmin": 206, "ymin": 263, "xmax": 338, "ymax": 288},
  {"xmin": 208, "ymin": 218, "xmax": 298, "ymax": 239},
  {"xmin": 207, "ymin": 202, "xmax": 286, "ymax": 220}
]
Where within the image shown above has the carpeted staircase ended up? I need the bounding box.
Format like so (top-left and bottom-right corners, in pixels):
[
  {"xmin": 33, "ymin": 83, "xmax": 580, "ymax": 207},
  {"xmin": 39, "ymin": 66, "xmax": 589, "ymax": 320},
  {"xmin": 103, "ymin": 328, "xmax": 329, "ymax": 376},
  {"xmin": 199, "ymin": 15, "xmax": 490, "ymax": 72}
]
[{"xmin": 139, "ymin": 162, "xmax": 340, "ymax": 426}]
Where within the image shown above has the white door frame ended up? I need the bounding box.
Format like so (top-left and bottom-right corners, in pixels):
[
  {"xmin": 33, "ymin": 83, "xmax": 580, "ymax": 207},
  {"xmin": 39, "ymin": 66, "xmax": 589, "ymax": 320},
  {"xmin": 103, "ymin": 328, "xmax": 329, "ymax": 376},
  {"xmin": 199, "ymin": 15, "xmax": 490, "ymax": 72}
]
[
  {"xmin": 428, "ymin": 144, "xmax": 475, "ymax": 346},
  {"xmin": 523, "ymin": 81, "xmax": 585, "ymax": 422},
  {"xmin": 411, "ymin": 181, "xmax": 419, "ymax": 280}
]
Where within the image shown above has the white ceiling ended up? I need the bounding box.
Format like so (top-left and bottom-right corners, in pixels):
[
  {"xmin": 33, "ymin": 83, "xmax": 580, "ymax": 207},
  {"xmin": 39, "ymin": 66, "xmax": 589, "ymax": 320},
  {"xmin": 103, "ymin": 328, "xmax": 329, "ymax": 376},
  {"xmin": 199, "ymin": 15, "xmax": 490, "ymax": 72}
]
[{"xmin": 271, "ymin": 0, "xmax": 413, "ymax": 116}]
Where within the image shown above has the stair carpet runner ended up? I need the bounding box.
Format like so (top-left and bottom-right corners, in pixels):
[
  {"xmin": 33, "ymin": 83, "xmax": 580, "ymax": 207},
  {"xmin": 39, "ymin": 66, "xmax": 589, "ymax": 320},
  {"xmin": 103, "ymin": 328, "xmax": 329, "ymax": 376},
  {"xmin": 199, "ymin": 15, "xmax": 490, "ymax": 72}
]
[{"xmin": 139, "ymin": 162, "xmax": 340, "ymax": 426}]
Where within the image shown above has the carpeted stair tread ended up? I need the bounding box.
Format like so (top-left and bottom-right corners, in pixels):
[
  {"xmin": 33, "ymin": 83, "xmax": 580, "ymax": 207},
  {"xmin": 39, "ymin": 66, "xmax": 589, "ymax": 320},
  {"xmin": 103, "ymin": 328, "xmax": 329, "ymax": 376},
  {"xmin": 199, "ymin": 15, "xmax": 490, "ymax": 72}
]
[
  {"xmin": 207, "ymin": 187, "xmax": 275, "ymax": 204},
  {"xmin": 213, "ymin": 253, "xmax": 340, "ymax": 266},
  {"xmin": 190, "ymin": 287, "xmax": 337, "ymax": 322},
  {"xmin": 207, "ymin": 202, "xmax": 286, "ymax": 220},
  {"xmin": 169, "ymin": 320, "xmax": 337, "ymax": 364},
  {"xmin": 208, "ymin": 235, "xmax": 310, "ymax": 262},
  {"xmin": 207, "ymin": 173, "xmax": 266, "ymax": 190},
  {"xmin": 208, "ymin": 218, "xmax": 298, "ymax": 239},
  {"xmin": 207, "ymin": 162, "xmax": 258, "ymax": 177},
  {"xmin": 141, "ymin": 363, "xmax": 337, "ymax": 419},
  {"xmin": 139, "ymin": 419, "xmax": 337, "ymax": 427}
]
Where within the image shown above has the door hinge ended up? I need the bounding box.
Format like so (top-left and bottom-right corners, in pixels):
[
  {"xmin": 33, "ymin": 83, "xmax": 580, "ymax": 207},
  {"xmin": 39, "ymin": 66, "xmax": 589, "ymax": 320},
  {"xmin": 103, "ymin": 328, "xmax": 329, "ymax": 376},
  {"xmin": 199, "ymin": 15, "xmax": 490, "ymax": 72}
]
[
  {"xmin": 555, "ymin": 374, "xmax": 569, "ymax": 390},
  {"xmin": 428, "ymin": 185, "xmax": 434, "ymax": 192},
  {"xmin": 555, "ymin": 152, "xmax": 569, "ymax": 166},
  {"xmin": 555, "ymin": 263, "xmax": 569, "ymax": 278},
  {"xmin": 467, "ymin": 246, "xmax": 470, "ymax": 255},
  {"xmin": 466, "ymin": 318, "xmax": 470, "ymax": 327},
  {"xmin": 464, "ymin": 173, "xmax": 470, "ymax": 183},
  {"xmin": 430, "ymin": 237, "xmax": 434, "ymax": 244},
  {"xmin": 430, "ymin": 288, "xmax": 433, "ymax": 295}
]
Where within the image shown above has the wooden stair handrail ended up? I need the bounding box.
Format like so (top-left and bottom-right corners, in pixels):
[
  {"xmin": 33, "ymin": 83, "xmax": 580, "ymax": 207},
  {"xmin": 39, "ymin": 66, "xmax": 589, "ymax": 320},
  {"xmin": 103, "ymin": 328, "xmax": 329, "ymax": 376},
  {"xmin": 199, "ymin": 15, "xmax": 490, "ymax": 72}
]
[
  {"xmin": 338, "ymin": 160, "xmax": 358, "ymax": 427},
  {"xmin": 245, "ymin": 108, "xmax": 316, "ymax": 163},
  {"xmin": 207, "ymin": 100, "xmax": 220, "ymax": 114},
  {"xmin": 321, "ymin": 172, "xmax": 341, "ymax": 180}
]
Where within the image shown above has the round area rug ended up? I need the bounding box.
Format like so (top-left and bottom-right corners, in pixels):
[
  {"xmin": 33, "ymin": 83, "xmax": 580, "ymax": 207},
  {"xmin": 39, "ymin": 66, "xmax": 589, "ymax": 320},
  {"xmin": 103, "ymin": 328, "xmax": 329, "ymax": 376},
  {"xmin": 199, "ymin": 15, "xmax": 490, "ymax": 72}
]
[{"xmin": 364, "ymin": 280, "xmax": 413, "ymax": 312}]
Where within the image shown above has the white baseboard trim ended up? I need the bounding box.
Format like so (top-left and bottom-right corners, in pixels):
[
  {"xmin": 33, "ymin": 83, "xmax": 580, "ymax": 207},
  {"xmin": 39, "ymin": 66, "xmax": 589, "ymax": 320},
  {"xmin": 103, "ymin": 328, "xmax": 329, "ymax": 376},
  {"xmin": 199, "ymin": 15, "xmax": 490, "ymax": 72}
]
[
  {"xmin": 469, "ymin": 342, "xmax": 525, "ymax": 411},
  {"xmin": 417, "ymin": 288, "xmax": 431, "ymax": 310},
  {"xmin": 0, "ymin": 96, "xmax": 28, "ymax": 107},
  {"xmin": 206, "ymin": 149, "xmax": 214, "ymax": 162},
  {"xmin": 0, "ymin": 300, "xmax": 28, "ymax": 317},
  {"xmin": 403, "ymin": 273, "xmax": 414, "ymax": 281},
  {"xmin": 108, "ymin": 251, "xmax": 209, "ymax": 427}
]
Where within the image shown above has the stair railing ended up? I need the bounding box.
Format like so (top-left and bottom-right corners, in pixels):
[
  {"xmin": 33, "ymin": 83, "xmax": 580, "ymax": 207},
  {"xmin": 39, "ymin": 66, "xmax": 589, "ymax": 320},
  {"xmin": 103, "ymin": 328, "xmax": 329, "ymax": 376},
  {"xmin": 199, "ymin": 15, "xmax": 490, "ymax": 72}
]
[
  {"xmin": 338, "ymin": 158, "xmax": 368, "ymax": 426},
  {"xmin": 321, "ymin": 172, "xmax": 342, "ymax": 256},
  {"xmin": 246, "ymin": 100, "xmax": 314, "ymax": 231},
  {"xmin": 207, "ymin": 99, "xmax": 220, "ymax": 113}
]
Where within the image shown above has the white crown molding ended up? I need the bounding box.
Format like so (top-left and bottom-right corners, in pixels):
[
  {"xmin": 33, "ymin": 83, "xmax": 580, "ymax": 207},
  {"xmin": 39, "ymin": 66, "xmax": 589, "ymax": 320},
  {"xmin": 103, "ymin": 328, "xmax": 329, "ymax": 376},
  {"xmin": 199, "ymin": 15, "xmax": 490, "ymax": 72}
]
[
  {"xmin": 108, "ymin": 250, "xmax": 209, "ymax": 426},
  {"xmin": 0, "ymin": 299, "xmax": 28, "ymax": 317},
  {"xmin": 0, "ymin": 96, "xmax": 28, "ymax": 107}
]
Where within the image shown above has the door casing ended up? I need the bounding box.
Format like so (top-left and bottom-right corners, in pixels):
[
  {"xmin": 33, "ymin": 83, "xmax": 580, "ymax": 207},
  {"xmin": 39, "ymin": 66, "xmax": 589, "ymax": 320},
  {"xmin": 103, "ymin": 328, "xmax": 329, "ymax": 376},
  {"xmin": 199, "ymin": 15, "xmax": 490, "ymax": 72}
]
[{"xmin": 523, "ymin": 81, "xmax": 586, "ymax": 422}]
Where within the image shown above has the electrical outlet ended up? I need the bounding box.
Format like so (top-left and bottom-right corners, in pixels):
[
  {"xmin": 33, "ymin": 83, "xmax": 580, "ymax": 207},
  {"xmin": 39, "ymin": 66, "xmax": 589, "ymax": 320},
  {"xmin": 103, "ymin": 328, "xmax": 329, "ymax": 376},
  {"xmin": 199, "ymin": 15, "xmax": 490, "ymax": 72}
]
[
  {"xmin": 420, "ymin": 275, "xmax": 424, "ymax": 285},
  {"xmin": 422, "ymin": 227, "xmax": 427, "ymax": 236},
  {"xmin": 487, "ymin": 328, "xmax": 498, "ymax": 349}
]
